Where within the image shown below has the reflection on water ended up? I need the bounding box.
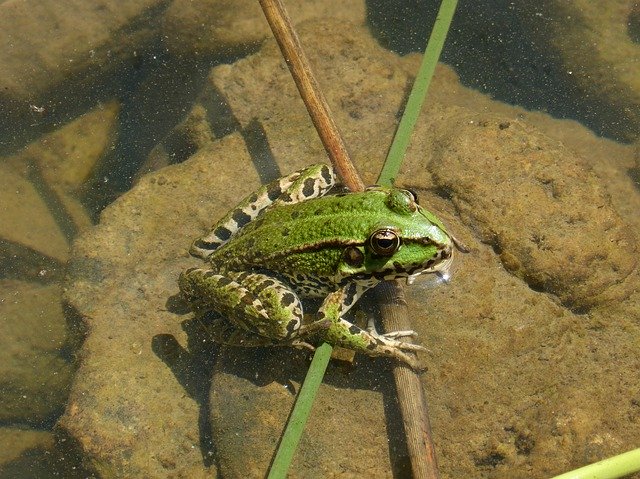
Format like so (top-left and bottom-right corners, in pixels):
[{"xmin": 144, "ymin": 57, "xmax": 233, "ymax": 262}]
[{"xmin": 1, "ymin": 0, "xmax": 638, "ymax": 477}]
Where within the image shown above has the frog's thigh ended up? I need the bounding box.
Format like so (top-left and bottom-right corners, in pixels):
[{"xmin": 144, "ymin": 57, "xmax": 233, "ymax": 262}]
[{"xmin": 179, "ymin": 268, "xmax": 304, "ymax": 341}]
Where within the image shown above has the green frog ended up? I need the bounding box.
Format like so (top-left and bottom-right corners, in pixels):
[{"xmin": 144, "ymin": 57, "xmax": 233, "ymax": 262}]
[{"xmin": 179, "ymin": 164, "xmax": 456, "ymax": 368}]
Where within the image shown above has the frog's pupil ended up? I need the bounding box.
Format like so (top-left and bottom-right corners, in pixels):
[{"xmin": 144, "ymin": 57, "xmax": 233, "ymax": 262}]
[
  {"xmin": 378, "ymin": 238, "xmax": 394, "ymax": 249},
  {"xmin": 369, "ymin": 229, "xmax": 400, "ymax": 256}
]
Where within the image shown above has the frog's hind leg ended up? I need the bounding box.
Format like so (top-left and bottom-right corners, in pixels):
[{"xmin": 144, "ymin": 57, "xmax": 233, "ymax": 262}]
[
  {"xmin": 190, "ymin": 163, "xmax": 335, "ymax": 259},
  {"xmin": 179, "ymin": 268, "xmax": 322, "ymax": 347},
  {"xmin": 202, "ymin": 316, "xmax": 317, "ymax": 350}
]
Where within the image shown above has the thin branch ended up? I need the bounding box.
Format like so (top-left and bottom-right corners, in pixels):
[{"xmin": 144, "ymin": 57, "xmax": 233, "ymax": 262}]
[{"xmin": 258, "ymin": 0, "xmax": 364, "ymax": 192}]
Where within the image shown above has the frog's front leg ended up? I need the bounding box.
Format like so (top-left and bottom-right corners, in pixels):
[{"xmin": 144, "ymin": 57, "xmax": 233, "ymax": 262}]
[
  {"xmin": 315, "ymin": 283, "xmax": 426, "ymax": 369},
  {"xmin": 179, "ymin": 268, "xmax": 329, "ymax": 347}
]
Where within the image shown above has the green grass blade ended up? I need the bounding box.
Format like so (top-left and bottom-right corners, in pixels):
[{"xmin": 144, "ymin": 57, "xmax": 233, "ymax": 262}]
[
  {"xmin": 267, "ymin": 343, "xmax": 332, "ymax": 478},
  {"xmin": 378, "ymin": 0, "xmax": 459, "ymax": 186},
  {"xmin": 549, "ymin": 447, "xmax": 640, "ymax": 479}
]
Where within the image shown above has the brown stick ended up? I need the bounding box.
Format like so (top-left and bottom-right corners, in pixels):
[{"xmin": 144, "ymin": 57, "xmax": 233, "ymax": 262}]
[
  {"xmin": 258, "ymin": 0, "xmax": 439, "ymax": 477},
  {"xmin": 258, "ymin": 0, "xmax": 365, "ymax": 192},
  {"xmin": 378, "ymin": 281, "xmax": 440, "ymax": 479}
]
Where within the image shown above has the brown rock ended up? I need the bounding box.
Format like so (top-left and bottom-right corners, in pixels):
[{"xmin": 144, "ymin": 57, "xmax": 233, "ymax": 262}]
[
  {"xmin": 0, "ymin": 281, "xmax": 75, "ymax": 425},
  {"xmin": 60, "ymin": 134, "xmax": 262, "ymax": 478},
  {"xmin": 423, "ymin": 113, "xmax": 637, "ymax": 311},
  {"xmin": 61, "ymin": 17, "xmax": 640, "ymax": 479}
]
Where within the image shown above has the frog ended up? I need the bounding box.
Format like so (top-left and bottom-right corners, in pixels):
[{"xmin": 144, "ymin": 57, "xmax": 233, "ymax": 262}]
[{"xmin": 179, "ymin": 163, "xmax": 456, "ymax": 368}]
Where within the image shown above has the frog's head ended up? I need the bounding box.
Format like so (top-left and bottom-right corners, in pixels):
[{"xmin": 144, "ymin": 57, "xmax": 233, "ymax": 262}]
[{"xmin": 340, "ymin": 188, "xmax": 460, "ymax": 285}]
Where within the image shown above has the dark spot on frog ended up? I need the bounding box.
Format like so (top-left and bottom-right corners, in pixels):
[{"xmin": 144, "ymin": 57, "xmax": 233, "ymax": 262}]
[
  {"xmin": 247, "ymin": 192, "xmax": 259, "ymax": 205},
  {"xmin": 245, "ymin": 237, "xmax": 255, "ymax": 249},
  {"xmin": 216, "ymin": 276, "xmax": 232, "ymax": 287},
  {"xmin": 498, "ymin": 121, "xmax": 511, "ymax": 130},
  {"xmin": 321, "ymin": 165, "xmax": 333, "ymax": 184},
  {"xmin": 232, "ymin": 209, "xmax": 252, "ymax": 228},
  {"xmin": 193, "ymin": 238, "xmax": 221, "ymax": 250},
  {"xmin": 348, "ymin": 324, "xmax": 360, "ymax": 334},
  {"xmin": 302, "ymin": 177, "xmax": 316, "ymax": 197},
  {"xmin": 281, "ymin": 227, "xmax": 290, "ymax": 237},
  {"xmin": 343, "ymin": 286, "xmax": 357, "ymax": 306},
  {"xmin": 267, "ymin": 184, "xmax": 283, "ymax": 202},
  {"xmin": 290, "ymin": 210, "xmax": 300, "ymax": 220},
  {"xmin": 392, "ymin": 261, "xmax": 405, "ymax": 272},
  {"xmin": 214, "ymin": 226, "xmax": 233, "ymax": 241},
  {"xmin": 286, "ymin": 319, "xmax": 299, "ymax": 334},
  {"xmin": 281, "ymin": 292, "xmax": 296, "ymax": 306}
]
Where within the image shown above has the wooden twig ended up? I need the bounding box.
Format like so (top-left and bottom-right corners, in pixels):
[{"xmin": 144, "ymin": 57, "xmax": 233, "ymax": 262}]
[
  {"xmin": 378, "ymin": 281, "xmax": 440, "ymax": 479},
  {"xmin": 259, "ymin": 0, "xmax": 439, "ymax": 477},
  {"xmin": 258, "ymin": 0, "xmax": 365, "ymax": 192}
]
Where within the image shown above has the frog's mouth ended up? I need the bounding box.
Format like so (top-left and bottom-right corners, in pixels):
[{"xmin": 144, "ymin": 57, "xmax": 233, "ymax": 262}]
[{"xmin": 406, "ymin": 244, "xmax": 454, "ymax": 285}]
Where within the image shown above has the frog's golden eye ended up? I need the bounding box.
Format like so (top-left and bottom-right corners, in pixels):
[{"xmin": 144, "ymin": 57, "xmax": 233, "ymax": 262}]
[{"xmin": 369, "ymin": 229, "xmax": 401, "ymax": 256}]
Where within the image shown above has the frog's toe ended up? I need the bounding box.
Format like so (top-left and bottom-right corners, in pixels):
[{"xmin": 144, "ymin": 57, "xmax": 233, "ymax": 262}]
[
  {"xmin": 380, "ymin": 330, "xmax": 418, "ymax": 340},
  {"xmin": 394, "ymin": 351, "xmax": 427, "ymax": 371},
  {"xmin": 395, "ymin": 341, "xmax": 427, "ymax": 352},
  {"xmin": 291, "ymin": 340, "xmax": 316, "ymax": 351}
]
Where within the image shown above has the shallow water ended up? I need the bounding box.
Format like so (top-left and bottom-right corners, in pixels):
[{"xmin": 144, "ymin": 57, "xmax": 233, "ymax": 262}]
[{"xmin": 1, "ymin": 1, "xmax": 638, "ymax": 478}]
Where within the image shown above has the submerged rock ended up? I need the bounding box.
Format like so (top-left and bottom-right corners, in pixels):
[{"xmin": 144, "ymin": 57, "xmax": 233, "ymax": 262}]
[
  {"xmin": 0, "ymin": 281, "xmax": 76, "ymax": 426},
  {"xmin": 60, "ymin": 17, "xmax": 639, "ymax": 479}
]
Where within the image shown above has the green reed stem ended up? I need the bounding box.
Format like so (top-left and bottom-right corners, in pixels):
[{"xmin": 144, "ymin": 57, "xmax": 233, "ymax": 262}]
[
  {"xmin": 378, "ymin": 0, "xmax": 458, "ymax": 186},
  {"xmin": 267, "ymin": 343, "xmax": 332, "ymax": 478},
  {"xmin": 268, "ymin": 1, "xmax": 458, "ymax": 477},
  {"xmin": 549, "ymin": 447, "xmax": 640, "ymax": 479}
]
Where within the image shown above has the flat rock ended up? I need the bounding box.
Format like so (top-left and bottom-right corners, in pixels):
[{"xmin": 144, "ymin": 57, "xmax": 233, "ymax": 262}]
[
  {"xmin": 60, "ymin": 134, "xmax": 262, "ymax": 478},
  {"xmin": 422, "ymin": 112, "xmax": 636, "ymax": 311},
  {"xmin": 61, "ymin": 17, "xmax": 640, "ymax": 479}
]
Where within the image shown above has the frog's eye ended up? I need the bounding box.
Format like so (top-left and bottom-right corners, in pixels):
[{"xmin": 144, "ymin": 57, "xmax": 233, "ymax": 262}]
[
  {"xmin": 369, "ymin": 229, "xmax": 401, "ymax": 256},
  {"xmin": 406, "ymin": 188, "xmax": 419, "ymax": 204}
]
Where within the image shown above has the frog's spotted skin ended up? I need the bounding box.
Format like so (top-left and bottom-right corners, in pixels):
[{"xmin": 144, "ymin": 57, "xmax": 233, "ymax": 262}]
[
  {"xmin": 190, "ymin": 164, "xmax": 335, "ymax": 259},
  {"xmin": 179, "ymin": 163, "xmax": 455, "ymax": 369}
]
